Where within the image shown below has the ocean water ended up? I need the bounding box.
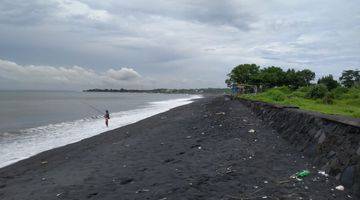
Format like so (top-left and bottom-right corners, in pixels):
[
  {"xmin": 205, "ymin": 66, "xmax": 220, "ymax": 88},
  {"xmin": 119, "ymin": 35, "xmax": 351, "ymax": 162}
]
[{"xmin": 0, "ymin": 91, "xmax": 202, "ymax": 168}]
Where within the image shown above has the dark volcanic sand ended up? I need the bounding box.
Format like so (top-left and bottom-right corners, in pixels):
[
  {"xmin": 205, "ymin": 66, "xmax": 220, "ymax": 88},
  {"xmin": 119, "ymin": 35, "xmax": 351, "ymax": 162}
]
[{"xmin": 0, "ymin": 96, "xmax": 353, "ymax": 200}]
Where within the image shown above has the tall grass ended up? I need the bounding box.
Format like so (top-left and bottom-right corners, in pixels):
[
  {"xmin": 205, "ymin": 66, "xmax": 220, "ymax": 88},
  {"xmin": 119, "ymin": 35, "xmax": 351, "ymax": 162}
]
[{"xmin": 241, "ymin": 86, "xmax": 360, "ymax": 118}]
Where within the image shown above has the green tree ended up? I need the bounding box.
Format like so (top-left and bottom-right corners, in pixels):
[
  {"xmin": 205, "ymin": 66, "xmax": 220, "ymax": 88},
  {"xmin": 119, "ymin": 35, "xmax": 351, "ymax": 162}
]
[
  {"xmin": 258, "ymin": 66, "xmax": 286, "ymax": 88},
  {"xmin": 298, "ymin": 69, "xmax": 315, "ymax": 86},
  {"xmin": 306, "ymin": 84, "xmax": 328, "ymax": 99},
  {"xmin": 340, "ymin": 69, "xmax": 360, "ymax": 88},
  {"xmin": 226, "ymin": 64, "xmax": 260, "ymax": 85},
  {"xmin": 284, "ymin": 69, "xmax": 315, "ymax": 89},
  {"xmin": 317, "ymin": 75, "xmax": 340, "ymax": 90}
]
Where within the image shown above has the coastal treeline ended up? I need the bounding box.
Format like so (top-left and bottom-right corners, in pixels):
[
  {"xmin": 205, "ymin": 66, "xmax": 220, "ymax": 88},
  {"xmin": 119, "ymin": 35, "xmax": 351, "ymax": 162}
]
[
  {"xmin": 226, "ymin": 64, "xmax": 315, "ymax": 89},
  {"xmin": 227, "ymin": 64, "xmax": 360, "ymax": 117},
  {"xmin": 226, "ymin": 64, "xmax": 360, "ymax": 89}
]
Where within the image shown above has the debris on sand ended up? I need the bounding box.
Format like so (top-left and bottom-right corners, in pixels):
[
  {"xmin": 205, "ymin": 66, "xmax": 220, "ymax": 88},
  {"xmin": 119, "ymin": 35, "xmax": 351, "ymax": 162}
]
[
  {"xmin": 41, "ymin": 161, "xmax": 48, "ymax": 165},
  {"xmin": 335, "ymin": 185, "xmax": 345, "ymax": 191},
  {"xmin": 225, "ymin": 166, "xmax": 234, "ymax": 174},
  {"xmin": 318, "ymin": 170, "xmax": 329, "ymax": 177},
  {"xmin": 248, "ymin": 129, "xmax": 255, "ymax": 133},
  {"xmin": 290, "ymin": 170, "xmax": 310, "ymax": 181},
  {"xmin": 216, "ymin": 112, "xmax": 226, "ymax": 115},
  {"xmin": 135, "ymin": 188, "xmax": 150, "ymax": 193},
  {"xmin": 296, "ymin": 170, "xmax": 310, "ymax": 178}
]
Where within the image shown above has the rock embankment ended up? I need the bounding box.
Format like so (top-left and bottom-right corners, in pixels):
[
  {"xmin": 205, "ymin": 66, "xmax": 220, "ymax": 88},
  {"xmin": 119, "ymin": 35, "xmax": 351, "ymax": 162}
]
[{"xmin": 239, "ymin": 98, "xmax": 360, "ymax": 196}]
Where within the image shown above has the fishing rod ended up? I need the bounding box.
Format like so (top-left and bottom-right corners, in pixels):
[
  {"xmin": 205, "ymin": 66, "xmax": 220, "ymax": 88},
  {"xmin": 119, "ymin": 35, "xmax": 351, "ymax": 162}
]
[
  {"xmin": 57, "ymin": 79, "xmax": 106, "ymax": 116},
  {"xmin": 80, "ymin": 100, "xmax": 105, "ymax": 115}
]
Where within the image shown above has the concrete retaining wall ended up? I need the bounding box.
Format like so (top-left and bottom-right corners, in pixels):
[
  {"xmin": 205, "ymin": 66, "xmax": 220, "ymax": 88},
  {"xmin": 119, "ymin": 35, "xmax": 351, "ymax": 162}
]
[{"xmin": 239, "ymin": 98, "xmax": 360, "ymax": 196}]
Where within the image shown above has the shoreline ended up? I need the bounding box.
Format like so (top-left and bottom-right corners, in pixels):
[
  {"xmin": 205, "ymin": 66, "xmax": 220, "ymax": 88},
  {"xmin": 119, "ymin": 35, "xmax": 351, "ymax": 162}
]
[
  {"xmin": 0, "ymin": 96, "xmax": 352, "ymax": 199},
  {"xmin": 0, "ymin": 95, "xmax": 202, "ymax": 169}
]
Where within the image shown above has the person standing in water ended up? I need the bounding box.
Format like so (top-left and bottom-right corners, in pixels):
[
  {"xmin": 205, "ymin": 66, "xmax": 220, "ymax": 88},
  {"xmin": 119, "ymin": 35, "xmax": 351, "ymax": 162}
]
[{"xmin": 104, "ymin": 110, "xmax": 110, "ymax": 127}]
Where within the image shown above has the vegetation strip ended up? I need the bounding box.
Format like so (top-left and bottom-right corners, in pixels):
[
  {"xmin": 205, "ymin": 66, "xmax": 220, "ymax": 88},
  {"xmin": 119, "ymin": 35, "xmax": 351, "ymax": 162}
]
[{"xmin": 226, "ymin": 64, "xmax": 359, "ymax": 118}]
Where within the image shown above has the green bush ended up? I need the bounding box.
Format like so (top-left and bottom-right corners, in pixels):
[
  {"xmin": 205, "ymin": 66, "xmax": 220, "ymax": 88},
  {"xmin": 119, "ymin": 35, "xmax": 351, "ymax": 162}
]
[
  {"xmin": 297, "ymin": 86, "xmax": 311, "ymax": 93},
  {"xmin": 331, "ymin": 87, "xmax": 349, "ymax": 99},
  {"xmin": 322, "ymin": 93, "xmax": 334, "ymax": 104},
  {"xmin": 267, "ymin": 90, "xmax": 286, "ymax": 101},
  {"xmin": 317, "ymin": 75, "xmax": 340, "ymax": 90},
  {"xmin": 277, "ymin": 86, "xmax": 292, "ymax": 94},
  {"xmin": 347, "ymin": 87, "xmax": 360, "ymax": 98},
  {"xmin": 306, "ymin": 84, "xmax": 328, "ymax": 99},
  {"xmin": 289, "ymin": 91, "xmax": 306, "ymax": 98},
  {"xmin": 346, "ymin": 99, "xmax": 360, "ymax": 107}
]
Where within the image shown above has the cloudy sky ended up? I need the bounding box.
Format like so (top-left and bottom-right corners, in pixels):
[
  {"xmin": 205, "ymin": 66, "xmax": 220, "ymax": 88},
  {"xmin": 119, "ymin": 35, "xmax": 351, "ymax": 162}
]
[{"xmin": 0, "ymin": 0, "xmax": 359, "ymax": 90}]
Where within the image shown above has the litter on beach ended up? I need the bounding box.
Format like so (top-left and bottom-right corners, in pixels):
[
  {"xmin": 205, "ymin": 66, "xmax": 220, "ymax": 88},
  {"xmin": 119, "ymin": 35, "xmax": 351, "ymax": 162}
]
[
  {"xmin": 335, "ymin": 185, "xmax": 345, "ymax": 191},
  {"xmin": 296, "ymin": 170, "xmax": 310, "ymax": 178},
  {"xmin": 290, "ymin": 170, "xmax": 310, "ymax": 181},
  {"xmin": 248, "ymin": 129, "xmax": 255, "ymax": 133},
  {"xmin": 318, "ymin": 170, "xmax": 329, "ymax": 177},
  {"xmin": 136, "ymin": 189, "xmax": 150, "ymax": 193},
  {"xmin": 215, "ymin": 112, "xmax": 225, "ymax": 115}
]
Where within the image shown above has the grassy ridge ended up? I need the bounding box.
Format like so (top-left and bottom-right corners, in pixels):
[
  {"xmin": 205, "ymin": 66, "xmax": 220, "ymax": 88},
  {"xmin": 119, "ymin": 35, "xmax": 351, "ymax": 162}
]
[{"xmin": 241, "ymin": 86, "xmax": 360, "ymax": 118}]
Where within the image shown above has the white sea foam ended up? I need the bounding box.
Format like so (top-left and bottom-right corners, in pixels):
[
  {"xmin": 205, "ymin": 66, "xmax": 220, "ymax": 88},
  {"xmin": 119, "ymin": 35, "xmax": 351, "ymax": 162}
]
[{"xmin": 0, "ymin": 95, "xmax": 202, "ymax": 168}]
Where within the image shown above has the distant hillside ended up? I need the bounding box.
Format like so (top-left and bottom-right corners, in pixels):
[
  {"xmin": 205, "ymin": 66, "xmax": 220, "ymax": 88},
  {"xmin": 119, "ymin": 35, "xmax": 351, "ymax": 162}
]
[{"xmin": 83, "ymin": 88, "xmax": 230, "ymax": 94}]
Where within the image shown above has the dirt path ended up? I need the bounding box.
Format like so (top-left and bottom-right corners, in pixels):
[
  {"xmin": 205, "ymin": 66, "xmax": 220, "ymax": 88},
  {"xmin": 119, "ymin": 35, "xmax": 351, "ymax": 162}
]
[{"xmin": 0, "ymin": 96, "xmax": 353, "ymax": 200}]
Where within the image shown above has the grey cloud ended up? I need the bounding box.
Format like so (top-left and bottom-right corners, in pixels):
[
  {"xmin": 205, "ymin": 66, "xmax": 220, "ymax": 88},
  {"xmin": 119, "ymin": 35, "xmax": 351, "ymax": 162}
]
[
  {"xmin": 182, "ymin": 1, "xmax": 255, "ymax": 30},
  {"xmin": 110, "ymin": 0, "xmax": 256, "ymax": 30},
  {"xmin": 0, "ymin": 0, "xmax": 56, "ymax": 25},
  {"xmin": 0, "ymin": 0, "xmax": 359, "ymax": 89},
  {"xmin": 0, "ymin": 59, "xmax": 143, "ymax": 90}
]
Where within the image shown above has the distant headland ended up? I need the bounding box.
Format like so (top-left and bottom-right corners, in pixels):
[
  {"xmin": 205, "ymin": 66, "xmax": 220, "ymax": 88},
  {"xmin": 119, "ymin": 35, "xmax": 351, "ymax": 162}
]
[{"xmin": 83, "ymin": 88, "xmax": 230, "ymax": 94}]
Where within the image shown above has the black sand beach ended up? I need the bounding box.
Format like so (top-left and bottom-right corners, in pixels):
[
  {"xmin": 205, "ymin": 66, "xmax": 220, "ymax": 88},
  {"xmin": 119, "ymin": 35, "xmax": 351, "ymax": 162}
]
[{"xmin": 0, "ymin": 96, "xmax": 353, "ymax": 200}]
